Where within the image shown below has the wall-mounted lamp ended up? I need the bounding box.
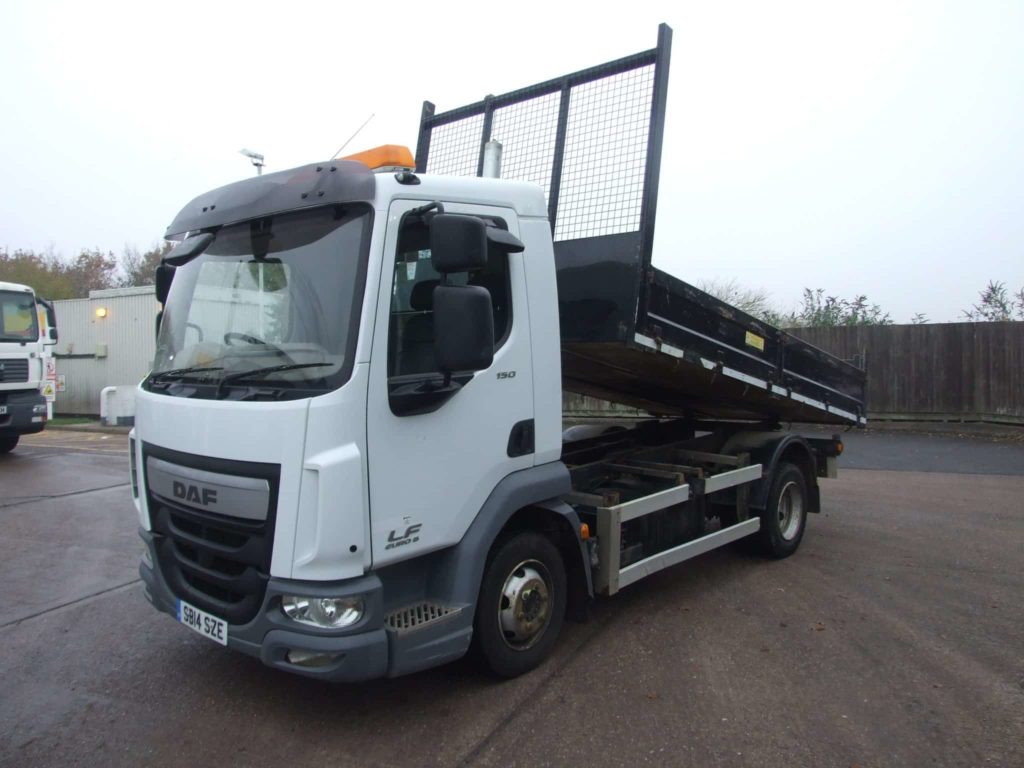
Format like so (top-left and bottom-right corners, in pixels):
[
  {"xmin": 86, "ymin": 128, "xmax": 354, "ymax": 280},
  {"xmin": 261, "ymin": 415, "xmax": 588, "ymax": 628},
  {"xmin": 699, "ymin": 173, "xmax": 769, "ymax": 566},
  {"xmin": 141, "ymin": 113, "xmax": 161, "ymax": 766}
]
[{"xmin": 95, "ymin": 307, "xmax": 108, "ymax": 319}]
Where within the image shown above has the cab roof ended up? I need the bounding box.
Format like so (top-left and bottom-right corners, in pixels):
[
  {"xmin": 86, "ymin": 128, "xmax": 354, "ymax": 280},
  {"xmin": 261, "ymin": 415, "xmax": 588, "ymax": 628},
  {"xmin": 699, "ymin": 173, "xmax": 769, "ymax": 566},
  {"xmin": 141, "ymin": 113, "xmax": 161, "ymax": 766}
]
[
  {"xmin": 165, "ymin": 160, "xmax": 376, "ymax": 238},
  {"xmin": 165, "ymin": 160, "xmax": 549, "ymax": 238}
]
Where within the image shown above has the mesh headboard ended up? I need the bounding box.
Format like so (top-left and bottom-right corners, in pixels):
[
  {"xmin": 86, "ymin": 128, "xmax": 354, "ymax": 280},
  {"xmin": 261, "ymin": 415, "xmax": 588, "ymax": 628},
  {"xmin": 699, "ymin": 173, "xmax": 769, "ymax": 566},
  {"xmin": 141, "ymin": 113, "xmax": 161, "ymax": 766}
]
[
  {"xmin": 416, "ymin": 25, "xmax": 672, "ymax": 343},
  {"xmin": 416, "ymin": 24, "xmax": 672, "ymax": 253}
]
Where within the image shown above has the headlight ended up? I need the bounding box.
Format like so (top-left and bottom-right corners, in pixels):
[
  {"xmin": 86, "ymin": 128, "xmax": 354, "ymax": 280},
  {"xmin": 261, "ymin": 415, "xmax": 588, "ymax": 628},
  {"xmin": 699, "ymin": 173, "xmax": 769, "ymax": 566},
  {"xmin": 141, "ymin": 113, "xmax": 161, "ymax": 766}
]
[
  {"xmin": 281, "ymin": 596, "xmax": 364, "ymax": 629},
  {"xmin": 32, "ymin": 404, "xmax": 47, "ymax": 414}
]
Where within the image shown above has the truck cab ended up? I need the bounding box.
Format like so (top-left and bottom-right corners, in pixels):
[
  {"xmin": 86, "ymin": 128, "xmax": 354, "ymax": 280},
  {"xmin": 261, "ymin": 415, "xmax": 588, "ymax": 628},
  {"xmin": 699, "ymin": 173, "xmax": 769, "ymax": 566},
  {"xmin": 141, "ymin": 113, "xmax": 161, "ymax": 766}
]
[
  {"xmin": 135, "ymin": 160, "xmax": 568, "ymax": 679},
  {"xmin": 0, "ymin": 281, "xmax": 56, "ymax": 453}
]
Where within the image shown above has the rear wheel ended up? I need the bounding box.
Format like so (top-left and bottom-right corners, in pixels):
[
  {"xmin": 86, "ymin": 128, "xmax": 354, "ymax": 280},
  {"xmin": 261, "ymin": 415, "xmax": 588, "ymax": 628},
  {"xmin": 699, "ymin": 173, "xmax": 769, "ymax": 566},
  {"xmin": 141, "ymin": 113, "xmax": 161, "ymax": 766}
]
[
  {"xmin": 473, "ymin": 532, "xmax": 566, "ymax": 678},
  {"xmin": 753, "ymin": 462, "xmax": 807, "ymax": 558},
  {"xmin": 0, "ymin": 434, "xmax": 18, "ymax": 454}
]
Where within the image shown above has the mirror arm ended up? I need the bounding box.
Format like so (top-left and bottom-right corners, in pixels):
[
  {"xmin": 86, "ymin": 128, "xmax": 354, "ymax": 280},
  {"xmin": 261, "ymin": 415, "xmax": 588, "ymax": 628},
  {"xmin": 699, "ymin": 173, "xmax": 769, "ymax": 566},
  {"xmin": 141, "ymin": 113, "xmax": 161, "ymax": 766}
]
[{"xmin": 407, "ymin": 200, "xmax": 445, "ymax": 225}]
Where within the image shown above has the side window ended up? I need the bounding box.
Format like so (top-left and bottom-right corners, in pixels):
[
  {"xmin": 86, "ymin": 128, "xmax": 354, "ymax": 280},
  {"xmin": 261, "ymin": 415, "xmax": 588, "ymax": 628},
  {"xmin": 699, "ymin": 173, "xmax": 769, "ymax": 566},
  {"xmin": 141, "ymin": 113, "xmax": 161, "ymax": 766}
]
[{"xmin": 388, "ymin": 215, "xmax": 512, "ymax": 377}]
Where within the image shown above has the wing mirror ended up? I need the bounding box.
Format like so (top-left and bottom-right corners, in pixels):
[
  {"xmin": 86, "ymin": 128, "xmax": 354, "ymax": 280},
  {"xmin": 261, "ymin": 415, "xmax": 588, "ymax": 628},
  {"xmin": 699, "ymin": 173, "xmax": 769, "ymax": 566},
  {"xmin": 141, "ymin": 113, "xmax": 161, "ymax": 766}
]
[
  {"xmin": 429, "ymin": 214, "xmax": 495, "ymax": 379},
  {"xmin": 155, "ymin": 264, "xmax": 175, "ymax": 306},
  {"xmin": 163, "ymin": 232, "xmax": 214, "ymax": 267},
  {"xmin": 428, "ymin": 213, "xmax": 525, "ymax": 271},
  {"xmin": 430, "ymin": 214, "xmax": 488, "ymax": 272},
  {"xmin": 433, "ymin": 285, "xmax": 494, "ymax": 377}
]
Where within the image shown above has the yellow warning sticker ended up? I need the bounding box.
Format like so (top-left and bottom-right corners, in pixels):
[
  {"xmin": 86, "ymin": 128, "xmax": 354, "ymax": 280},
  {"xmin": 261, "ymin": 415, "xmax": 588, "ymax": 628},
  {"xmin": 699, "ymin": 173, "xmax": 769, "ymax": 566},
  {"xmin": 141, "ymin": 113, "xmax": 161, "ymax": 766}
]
[{"xmin": 745, "ymin": 331, "xmax": 765, "ymax": 351}]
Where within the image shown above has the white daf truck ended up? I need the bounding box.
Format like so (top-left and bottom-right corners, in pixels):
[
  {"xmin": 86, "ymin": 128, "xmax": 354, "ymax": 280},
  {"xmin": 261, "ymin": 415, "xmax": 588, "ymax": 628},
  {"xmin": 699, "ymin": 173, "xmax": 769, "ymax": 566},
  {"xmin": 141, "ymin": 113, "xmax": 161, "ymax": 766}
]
[
  {"xmin": 133, "ymin": 25, "xmax": 864, "ymax": 680},
  {"xmin": 0, "ymin": 280, "xmax": 57, "ymax": 453}
]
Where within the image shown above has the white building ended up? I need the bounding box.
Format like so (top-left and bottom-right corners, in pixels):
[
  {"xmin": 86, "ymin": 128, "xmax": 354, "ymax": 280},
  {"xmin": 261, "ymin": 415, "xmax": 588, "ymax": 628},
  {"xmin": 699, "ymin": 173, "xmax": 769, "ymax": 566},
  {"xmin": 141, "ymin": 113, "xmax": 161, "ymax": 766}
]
[{"xmin": 52, "ymin": 286, "xmax": 158, "ymax": 419}]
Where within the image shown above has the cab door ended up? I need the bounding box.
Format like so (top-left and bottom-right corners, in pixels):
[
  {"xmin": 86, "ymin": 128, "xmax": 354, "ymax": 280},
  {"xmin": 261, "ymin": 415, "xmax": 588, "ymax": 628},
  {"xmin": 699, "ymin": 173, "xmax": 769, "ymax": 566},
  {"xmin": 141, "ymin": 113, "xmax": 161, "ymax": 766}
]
[{"xmin": 366, "ymin": 200, "xmax": 535, "ymax": 566}]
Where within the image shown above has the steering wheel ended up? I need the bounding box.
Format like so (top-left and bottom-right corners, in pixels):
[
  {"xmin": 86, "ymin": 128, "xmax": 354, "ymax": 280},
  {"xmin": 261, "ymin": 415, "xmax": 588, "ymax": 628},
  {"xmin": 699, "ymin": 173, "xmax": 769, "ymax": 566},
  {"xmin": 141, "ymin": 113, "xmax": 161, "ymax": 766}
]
[
  {"xmin": 224, "ymin": 332, "xmax": 265, "ymax": 346},
  {"xmin": 223, "ymin": 332, "xmax": 294, "ymax": 363}
]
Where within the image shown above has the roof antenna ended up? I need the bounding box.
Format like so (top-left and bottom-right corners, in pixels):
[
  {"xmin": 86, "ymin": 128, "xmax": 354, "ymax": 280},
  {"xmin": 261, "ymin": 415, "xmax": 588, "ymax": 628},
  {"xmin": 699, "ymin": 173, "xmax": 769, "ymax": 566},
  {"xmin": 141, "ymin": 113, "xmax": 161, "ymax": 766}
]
[{"xmin": 331, "ymin": 113, "xmax": 375, "ymax": 160}]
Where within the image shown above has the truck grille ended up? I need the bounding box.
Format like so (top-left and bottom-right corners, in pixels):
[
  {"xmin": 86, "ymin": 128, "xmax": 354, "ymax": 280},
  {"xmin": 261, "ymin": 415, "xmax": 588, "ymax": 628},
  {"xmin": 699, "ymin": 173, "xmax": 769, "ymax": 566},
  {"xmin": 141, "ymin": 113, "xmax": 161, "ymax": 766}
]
[
  {"xmin": 0, "ymin": 359, "xmax": 29, "ymax": 383},
  {"xmin": 143, "ymin": 444, "xmax": 280, "ymax": 625}
]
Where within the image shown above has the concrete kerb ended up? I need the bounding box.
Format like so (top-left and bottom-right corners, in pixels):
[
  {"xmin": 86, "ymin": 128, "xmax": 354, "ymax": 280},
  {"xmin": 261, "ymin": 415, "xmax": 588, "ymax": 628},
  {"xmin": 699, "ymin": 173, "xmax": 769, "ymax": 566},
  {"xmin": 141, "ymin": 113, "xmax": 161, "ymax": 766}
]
[
  {"xmin": 856, "ymin": 420, "xmax": 1024, "ymax": 443},
  {"xmin": 45, "ymin": 422, "xmax": 132, "ymax": 436}
]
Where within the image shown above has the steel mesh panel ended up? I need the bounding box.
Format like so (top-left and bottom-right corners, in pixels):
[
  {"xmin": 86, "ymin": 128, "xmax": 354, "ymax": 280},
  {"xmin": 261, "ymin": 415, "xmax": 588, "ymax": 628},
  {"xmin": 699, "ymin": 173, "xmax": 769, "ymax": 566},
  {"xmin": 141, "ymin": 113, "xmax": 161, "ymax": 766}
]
[
  {"xmin": 418, "ymin": 27, "xmax": 669, "ymax": 254},
  {"xmin": 421, "ymin": 67, "xmax": 656, "ymax": 241},
  {"xmin": 489, "ymin": 92, "xmax": 561, "ymax": 198},
  {"xmin": 425, "ymin": 114, "xmax": 485, "ymax": 177},
  {"xmin": 554, "ymin": 65, "xmax": 654, "ymax": 241}
]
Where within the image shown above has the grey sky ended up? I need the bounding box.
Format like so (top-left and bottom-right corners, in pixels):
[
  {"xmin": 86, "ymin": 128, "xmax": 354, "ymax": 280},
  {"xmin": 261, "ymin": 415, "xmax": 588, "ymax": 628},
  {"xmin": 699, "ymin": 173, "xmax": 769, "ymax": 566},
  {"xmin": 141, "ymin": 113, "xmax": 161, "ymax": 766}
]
[{"xmin": 1, "ymin": 0, "xmax": 1021, "ymax": 322}]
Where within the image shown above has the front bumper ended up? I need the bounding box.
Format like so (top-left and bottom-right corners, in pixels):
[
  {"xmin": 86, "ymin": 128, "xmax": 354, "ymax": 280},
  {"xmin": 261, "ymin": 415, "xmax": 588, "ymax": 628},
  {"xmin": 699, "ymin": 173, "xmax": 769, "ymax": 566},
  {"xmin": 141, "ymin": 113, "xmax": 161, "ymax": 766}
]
[
  {"xmin": 0, "ymin": 390, "xmax": 47, "ymax": 435},
  {"xmin": 139, "ymin": 529, "xmax": 388, "ymax": 682}
]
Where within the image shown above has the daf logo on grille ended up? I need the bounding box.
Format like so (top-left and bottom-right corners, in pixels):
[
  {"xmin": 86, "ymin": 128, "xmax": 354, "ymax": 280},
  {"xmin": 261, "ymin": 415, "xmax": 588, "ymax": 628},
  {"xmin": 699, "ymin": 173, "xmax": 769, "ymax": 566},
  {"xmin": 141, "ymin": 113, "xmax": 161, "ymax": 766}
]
[
  {"xmin": 173, "ymin": 481, "xmax": 218, "ymax": 507},
  {"xmin": 147, "ymin": 456, "xmax": 269, "ymax": 521}
]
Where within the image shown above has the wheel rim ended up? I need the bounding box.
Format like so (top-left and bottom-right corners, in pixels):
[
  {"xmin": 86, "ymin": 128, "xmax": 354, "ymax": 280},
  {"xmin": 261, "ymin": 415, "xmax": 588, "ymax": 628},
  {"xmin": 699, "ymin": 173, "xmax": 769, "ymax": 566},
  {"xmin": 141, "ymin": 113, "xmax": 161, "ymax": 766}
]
[
  {"xmin": 777, "ymin": 480, "xmax": 804, "ymax": 541},
  {"xmin": 497, "ymin": 559, "xmax": 552, "ymax": 651}
]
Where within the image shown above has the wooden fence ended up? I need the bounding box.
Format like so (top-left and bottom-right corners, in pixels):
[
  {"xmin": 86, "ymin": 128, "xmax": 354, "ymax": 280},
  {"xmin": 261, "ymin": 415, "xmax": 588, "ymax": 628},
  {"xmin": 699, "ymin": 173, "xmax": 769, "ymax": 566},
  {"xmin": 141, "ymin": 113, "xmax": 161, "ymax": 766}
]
[{"xmin": 790, "ymin": 322, "xmax": 1023, "ymax": 424}]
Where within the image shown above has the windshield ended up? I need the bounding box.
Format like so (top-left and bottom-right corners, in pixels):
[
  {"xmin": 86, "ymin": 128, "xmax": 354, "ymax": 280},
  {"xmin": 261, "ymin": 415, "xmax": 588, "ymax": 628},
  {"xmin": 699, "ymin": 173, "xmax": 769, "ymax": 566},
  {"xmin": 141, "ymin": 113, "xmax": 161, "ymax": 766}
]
[
  {"xmin": 148, "ymin": 204, "xmax": 372, "ymax": 400},
  {"xmin": 0, "ymin": 290, "xmax": 40, "ymax": 343}
]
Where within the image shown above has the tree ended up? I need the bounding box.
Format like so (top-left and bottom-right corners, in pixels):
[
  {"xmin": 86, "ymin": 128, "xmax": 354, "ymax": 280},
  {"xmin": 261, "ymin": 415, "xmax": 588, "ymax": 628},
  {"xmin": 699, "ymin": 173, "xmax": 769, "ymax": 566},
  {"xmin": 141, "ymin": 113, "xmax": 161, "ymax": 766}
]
[
  {"xmin": 0, "ymin": 246, "xmax": 118, "ymax": 298},
  {"xmin": 120, "ymin": 242, "xmax": 173, "ymax": 287},
  {"xmin": 961, "ymin": 280, "xmax": 1024, "ymax": 321},
  {"xmin": 699, "ymin": 281, "xmax": 903, "ymax": 327},
  {"xmin": 698, "ymin": 278, "xmax": 790, "ymax": 326},
  {"xmin": 790, "ymin": 288, "xmax": 892, "ymax": 327},
  {"xmin": 0, "ymin": 247, "xmax": 74, "ymax": 298},
  {"xmin": 64, "ymin": 249, "xmax": 119, "ymax": 296}
]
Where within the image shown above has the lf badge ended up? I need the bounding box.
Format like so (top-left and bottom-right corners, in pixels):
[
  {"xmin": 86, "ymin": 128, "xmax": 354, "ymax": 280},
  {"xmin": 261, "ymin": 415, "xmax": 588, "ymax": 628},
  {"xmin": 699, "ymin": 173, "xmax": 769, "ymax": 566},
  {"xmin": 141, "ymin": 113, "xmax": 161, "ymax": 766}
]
[{"xmin": 386, "ymin": 524, "xmax": 422, "ymax": 550}]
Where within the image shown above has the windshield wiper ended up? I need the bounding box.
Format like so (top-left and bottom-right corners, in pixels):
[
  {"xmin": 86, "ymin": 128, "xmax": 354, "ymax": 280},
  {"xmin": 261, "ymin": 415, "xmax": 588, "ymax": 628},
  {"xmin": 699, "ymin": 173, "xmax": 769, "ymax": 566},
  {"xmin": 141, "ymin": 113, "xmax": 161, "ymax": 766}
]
[
  {"xmin": 149, "ymin": 366, "xmax": 224, "ymax": 387},
  {"xmin": 215, "ymin": 363, "xmax": 332, "ymax": 398}
]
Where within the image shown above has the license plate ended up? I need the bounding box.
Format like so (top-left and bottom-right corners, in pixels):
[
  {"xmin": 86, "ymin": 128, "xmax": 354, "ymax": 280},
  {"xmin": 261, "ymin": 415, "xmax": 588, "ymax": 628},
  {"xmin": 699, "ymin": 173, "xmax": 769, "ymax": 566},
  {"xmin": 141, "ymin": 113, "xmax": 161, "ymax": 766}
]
[
  {"xmin": 176, "ymin": 599, "xmax": 228, "ymax": 646},
  {"xmin": 0, "ymin": 406, "xmax": 7, "ymax": 415}
]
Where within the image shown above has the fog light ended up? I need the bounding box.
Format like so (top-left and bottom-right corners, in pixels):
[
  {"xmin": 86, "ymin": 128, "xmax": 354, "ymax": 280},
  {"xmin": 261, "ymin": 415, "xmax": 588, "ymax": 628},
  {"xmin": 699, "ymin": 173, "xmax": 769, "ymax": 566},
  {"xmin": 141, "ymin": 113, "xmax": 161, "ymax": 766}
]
[
  {"xmin": 286, "ymin": 649, "xmax": 343, "ymax": 668},
  {"xmin": 281, "ymin": 596, "xmax": 363, "ymax": 629}
]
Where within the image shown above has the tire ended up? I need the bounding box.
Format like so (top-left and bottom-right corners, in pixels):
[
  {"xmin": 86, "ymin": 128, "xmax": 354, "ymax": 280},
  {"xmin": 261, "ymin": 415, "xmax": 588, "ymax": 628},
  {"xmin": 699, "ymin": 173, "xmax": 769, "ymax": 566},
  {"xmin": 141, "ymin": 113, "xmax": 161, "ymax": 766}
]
[
  {"xmin": 473, "ymin": 531, "xmax": 567, "ymax": 678},
  {"xmin": 752, "ymin": 462, "xmax": 808, "ymax": 559},
  {"xmin": 0, "ymin": 434, "xmax": 18, "ymax": 454}
]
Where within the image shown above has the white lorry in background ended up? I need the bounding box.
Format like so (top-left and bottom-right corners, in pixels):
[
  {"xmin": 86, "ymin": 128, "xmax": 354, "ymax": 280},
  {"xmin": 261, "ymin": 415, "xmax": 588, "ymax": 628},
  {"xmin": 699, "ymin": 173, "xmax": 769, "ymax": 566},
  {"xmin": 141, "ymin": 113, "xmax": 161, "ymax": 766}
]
[
  {"xmin": 0, "ymin": 281, "xmax": 58, "ymax": 453},
  {"xmin": 132, "ymin": 26, "xmax": 864, "ymax": 681}
]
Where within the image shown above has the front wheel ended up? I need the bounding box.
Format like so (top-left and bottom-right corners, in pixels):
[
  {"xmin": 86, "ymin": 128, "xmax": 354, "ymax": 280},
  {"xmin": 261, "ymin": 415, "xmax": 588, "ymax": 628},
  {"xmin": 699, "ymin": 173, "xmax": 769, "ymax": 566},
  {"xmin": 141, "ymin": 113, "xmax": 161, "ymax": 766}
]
[
  {"xmin": 753, "ymin": 462, "xmax": 808, "ymax": 559},
  {"xmin": 0, "ymin": 434, "xmax": 18, "ymax": 454},
  {"xmin": 473, "ymin": 532, "xmax": 567, "ymax": 678}
]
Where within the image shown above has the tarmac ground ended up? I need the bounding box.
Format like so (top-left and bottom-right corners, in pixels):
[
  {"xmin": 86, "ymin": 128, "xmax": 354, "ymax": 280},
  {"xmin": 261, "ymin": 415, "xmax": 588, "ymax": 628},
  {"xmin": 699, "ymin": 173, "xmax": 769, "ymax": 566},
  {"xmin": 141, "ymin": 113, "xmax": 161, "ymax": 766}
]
[{"xmin": 1, "ymin": 425, "xmax": 1022, "ymax": 767}]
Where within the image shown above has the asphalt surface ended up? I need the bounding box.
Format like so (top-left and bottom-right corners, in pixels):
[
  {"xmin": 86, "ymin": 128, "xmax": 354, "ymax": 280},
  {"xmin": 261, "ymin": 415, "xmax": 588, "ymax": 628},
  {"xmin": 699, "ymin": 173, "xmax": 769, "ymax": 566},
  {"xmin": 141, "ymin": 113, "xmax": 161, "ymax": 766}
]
[
  {"xmin": 1, "ymin": 427, "xmax": 1022, "ymax": 767},
  {"xmin": 791, "ymin": 423, "xmax": 1024, "ymax": 475}
]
